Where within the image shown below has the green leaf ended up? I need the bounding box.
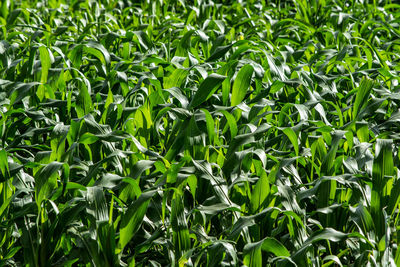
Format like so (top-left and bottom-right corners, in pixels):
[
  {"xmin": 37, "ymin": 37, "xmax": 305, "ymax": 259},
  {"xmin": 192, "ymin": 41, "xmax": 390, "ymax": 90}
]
[
  {"xmin": 165, "ymin": 87, "xmax": 189, "ymax": 108},
  {"xmin": 164, "ymin": 68, "xmax": 189, "ymax": 89},
  {"xmin": 250, "ymin": 172, "xmax": 269, "ymax": 213},
  {"xmin": 351, "ymin": 204, "xmax": 375, "ymax": 236},
  {"xmin": 188, "ymin": 73, "xmax": 226, "ymax": 109},
  {"xmin": 219, "ymin": 109, "xmax": 238, "ymax": 140},
  {"xmin": 186, "ymin": 174, "xmax": 197, "ymax": 200},
  {"xmin": 76, "ymin": 79, "xmax": 93, "ymax": 117},
  {"xmin": 0, "ymin": 149, "xmax": 9, "ymax": 177},
  {"xmin": 39, "ymin": 45, "xmax": 51, "ymax": 84},
  {"xmin": 353, "ymin": 77, "xmax": 374, "ymax": 120},
  {"xmin": 231, "ymin": 64, "xmax": 254, "ymax": 106},
  {"xmin": 244, "ymin": 237, "xmax": 290, "ymax": 264},
  {"xmin": 371, "ymin": 139, "xmax": 394, "ymax": 238},
  {"xmin": 171, "ymin": 190, "xmax": 190, "ymax": 260},
  {"xmin": 200, "ymin": 108, "xmax": 215, "ymax": 144},
  {"xmin": 206, "ymin": 44, "xmax": 233, "ymax": 62},
  {"xmin": 119, "ymin": 190, "xmax": 157, "ymax": 251},
  {"xmin": 8, "ymin": 81, "xmax": 41, "ymax": 105},
  {"xmin": 283, "ymin": 127, "xmax": 299, "ymax": 157},
  {"xmin": 388, "ymin": 178, "xmax": 400, "ymax": 216},
  {"xmin": 35, "ymin": 162, "xmax": 63, "ymax": 209},
  {"xmin": 85, "ymin": 41, "xmax": 111, "ymax": 65}
]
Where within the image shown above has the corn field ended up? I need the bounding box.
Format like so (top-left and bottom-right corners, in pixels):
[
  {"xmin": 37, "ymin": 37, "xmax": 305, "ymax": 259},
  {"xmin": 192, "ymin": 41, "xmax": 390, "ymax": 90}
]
[{"xmin": 1, "ymin": 0, "xmax": 400, "ymax": 266}]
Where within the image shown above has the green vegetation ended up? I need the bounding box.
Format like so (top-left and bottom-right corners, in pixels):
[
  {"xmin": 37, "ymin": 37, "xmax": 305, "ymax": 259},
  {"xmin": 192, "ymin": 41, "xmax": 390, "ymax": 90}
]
[{"xmin": 1, "ymin": 0, "xmax": 400, "ymax": 266}]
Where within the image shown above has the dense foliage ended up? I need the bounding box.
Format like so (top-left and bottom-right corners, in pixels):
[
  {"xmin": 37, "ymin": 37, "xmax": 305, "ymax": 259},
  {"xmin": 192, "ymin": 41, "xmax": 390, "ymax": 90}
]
[{"xmin": 1, "ymin": 0, "xmax": 400, "ymax": 266}]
